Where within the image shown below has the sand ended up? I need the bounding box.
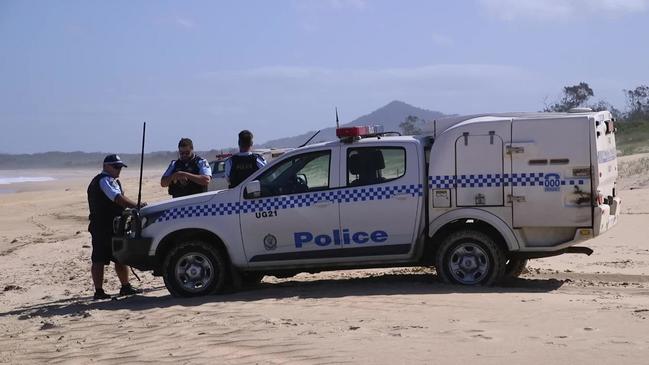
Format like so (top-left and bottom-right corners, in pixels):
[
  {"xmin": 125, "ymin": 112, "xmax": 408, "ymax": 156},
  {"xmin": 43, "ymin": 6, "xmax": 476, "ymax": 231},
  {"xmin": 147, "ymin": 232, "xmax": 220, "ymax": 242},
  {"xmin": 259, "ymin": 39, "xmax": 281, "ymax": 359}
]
[{"xmin": 1, "ymin": 164, "xmax": 648, "ymax": 364}]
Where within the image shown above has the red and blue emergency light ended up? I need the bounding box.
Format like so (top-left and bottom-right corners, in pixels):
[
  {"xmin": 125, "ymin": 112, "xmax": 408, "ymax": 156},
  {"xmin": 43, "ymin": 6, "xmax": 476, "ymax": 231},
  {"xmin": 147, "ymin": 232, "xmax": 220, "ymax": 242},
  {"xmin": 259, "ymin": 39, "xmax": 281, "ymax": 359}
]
[{"xmin": 335, "ymin": 125, "xmax": 384, "ymax": 139}]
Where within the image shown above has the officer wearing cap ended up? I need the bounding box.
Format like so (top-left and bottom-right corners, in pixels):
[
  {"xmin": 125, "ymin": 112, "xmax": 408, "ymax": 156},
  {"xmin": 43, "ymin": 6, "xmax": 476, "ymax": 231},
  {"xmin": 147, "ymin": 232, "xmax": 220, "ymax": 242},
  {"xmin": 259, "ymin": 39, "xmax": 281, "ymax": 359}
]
[
  {"xmin": 87, "ymin": 154, "xmax": 144, "ymax": 300},
  {"xmin": 225, "ymin": 130, "xmax": 266, "ymax": 188},
  {"xmin": 160, "ymin": 138, "xmax": 212, "ymax": 198}
]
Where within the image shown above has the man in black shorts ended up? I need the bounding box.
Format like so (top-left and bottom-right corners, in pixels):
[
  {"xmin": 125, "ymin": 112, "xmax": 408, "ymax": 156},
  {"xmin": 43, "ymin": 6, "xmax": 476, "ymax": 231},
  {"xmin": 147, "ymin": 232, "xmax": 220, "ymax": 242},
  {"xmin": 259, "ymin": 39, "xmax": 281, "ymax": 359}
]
[{"xmin": 87, "ymin": 154, "xmax": 145, "ymax": 299}]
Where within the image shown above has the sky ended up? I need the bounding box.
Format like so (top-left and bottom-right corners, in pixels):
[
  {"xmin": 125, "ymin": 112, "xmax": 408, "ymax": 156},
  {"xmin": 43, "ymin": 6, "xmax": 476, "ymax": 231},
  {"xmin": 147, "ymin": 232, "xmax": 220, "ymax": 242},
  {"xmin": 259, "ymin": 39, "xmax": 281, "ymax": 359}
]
[{"xmin": 1, "ymin": 0, "xmax": 648, "ymax": 153}]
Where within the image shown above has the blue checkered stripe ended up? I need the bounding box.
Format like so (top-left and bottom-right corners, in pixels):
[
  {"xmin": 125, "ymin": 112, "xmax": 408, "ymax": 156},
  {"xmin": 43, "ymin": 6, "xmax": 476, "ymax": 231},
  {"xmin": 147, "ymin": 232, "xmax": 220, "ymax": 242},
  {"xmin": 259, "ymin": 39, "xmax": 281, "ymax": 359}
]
[
  {"xmin": 156, "ymin": 184, "xmax": 424, "ymax": 222},
  {"xmin": 429, "ymin": 173, "xmax": 588, "ymax": 189},
  {"xmin": 562, "ymin": 178, "xmax": 587, "ymax": 186}
]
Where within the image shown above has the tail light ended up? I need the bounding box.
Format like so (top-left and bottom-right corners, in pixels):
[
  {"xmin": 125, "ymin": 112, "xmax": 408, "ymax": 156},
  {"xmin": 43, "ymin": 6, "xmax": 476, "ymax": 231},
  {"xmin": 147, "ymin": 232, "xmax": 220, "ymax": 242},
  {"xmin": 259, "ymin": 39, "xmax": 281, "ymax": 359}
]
[{"xmin": 595, "ymin": 190, "xmax": 604, "ymax": 206}]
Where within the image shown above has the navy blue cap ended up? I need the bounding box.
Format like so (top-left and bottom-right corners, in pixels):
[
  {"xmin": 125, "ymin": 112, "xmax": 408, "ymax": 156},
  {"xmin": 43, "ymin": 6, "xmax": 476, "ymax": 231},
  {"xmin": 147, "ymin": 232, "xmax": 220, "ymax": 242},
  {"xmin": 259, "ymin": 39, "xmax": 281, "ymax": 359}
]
[{"xmin": 103, "ymin": 154, "xmax": 128, "ymax": 167}]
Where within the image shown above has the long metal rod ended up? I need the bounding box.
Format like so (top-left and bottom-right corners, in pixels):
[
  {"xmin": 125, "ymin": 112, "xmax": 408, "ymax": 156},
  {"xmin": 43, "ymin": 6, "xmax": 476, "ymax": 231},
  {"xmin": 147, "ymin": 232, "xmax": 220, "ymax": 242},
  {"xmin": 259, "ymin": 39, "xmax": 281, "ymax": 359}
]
[
  {"xmin": 298, "ymin": 130, "xmax": 320, "ymax": 148},
  {"xmin": 137, "ymin": 122, "xmax": 146, "ymax": 209}
]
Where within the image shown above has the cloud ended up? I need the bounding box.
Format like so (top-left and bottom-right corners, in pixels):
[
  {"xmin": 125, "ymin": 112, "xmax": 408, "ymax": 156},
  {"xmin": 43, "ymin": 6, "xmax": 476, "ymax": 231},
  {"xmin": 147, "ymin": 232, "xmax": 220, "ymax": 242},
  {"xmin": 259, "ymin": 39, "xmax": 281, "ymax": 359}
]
[
  {"xmin": 196, "ymin": 63, "xmax": 544, "ymax": 115},
  {"xmin": 480, "ymin": 0, "xmax": 649, "ymax": 21},
  {"xmin": 201, "ymin": 64, "xmax": 532, "ymax": 82}
]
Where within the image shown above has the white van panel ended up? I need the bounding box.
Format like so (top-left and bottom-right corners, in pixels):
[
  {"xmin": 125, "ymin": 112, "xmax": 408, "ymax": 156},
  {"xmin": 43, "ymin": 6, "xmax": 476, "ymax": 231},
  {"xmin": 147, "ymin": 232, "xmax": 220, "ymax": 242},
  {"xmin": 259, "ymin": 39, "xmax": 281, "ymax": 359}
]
[{"xmin": 511, "ymin": 117, "xmax": 592, "ymax": 228}]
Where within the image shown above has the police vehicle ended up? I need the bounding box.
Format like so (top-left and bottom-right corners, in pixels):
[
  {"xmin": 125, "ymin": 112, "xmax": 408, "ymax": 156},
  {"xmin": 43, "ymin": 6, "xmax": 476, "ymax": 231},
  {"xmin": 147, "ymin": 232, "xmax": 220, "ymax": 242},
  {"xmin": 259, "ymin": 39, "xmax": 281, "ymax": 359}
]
[
  {"xmin": 113, "ymin": 110, "xmax": 621, "ymax": 297},
  {"xmin": 207, "ymin": 153, "xmax": 232, "ymax": 191},
  {"xmin": 208, "ymin": 149, "xmax": 293, "ymax": 192}
]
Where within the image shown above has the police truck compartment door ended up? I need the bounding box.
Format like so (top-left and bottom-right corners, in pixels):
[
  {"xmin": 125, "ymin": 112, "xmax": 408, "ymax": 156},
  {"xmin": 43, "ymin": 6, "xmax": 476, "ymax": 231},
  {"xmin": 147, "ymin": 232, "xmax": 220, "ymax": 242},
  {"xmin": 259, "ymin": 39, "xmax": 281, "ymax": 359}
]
[
  {"xmin": 455, "ymin": 130, "xmax": 507, "ymax": 207},
  {"xmin": 338, "ymin": 141, "xmax": 422, "ymax": 259},
  {"xmin": 511, "ymin": 117, "xmax": 592, "ymax": 228},
  {"xmin": 239, "ymin": 147, "xmax": 342, "ymax": 266}
]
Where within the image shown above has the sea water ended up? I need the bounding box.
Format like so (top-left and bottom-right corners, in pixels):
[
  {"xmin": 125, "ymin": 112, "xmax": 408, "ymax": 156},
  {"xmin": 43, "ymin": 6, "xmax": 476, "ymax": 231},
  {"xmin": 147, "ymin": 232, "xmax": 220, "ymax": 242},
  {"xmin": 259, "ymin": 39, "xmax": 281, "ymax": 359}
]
[
  {"xmin": 0, "ymin": 176, "xmax": 56, "ymax": 194},
  {"xmin": 0, "ymin": 176, "xmax": 56, "ymax": 185}
]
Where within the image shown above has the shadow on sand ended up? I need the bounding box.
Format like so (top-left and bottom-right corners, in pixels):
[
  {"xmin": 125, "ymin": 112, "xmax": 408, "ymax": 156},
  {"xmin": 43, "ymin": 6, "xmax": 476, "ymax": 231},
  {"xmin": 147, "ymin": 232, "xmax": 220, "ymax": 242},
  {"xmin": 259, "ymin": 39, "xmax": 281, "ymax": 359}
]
[{"xmin": 1, "ymin": 273, "xmax": 564, "ymax": 320}]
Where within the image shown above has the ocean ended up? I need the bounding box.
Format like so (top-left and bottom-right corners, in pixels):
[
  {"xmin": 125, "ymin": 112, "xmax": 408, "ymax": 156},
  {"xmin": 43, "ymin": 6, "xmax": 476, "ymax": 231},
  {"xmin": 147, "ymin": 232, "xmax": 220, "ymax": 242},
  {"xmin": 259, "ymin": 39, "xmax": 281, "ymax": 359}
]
[
  {"xmin": 0, "ymin": 175, "xmax": 57, "ymax": 194},
  {"xmin": 0, "ymin": 176, "xmax": 56, "ymax": 185}
]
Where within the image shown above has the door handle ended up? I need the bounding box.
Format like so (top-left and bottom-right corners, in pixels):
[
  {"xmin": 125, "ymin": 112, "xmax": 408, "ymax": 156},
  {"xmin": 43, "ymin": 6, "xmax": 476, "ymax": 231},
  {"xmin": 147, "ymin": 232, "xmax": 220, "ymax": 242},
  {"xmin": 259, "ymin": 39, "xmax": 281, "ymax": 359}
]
[
  {"xmin": 393, "ymin": 192, "xmax": 412, "ymax": 200},
  {"xmin": 314, "ymin": 199, "xmax": 334, "ymax": 207}
]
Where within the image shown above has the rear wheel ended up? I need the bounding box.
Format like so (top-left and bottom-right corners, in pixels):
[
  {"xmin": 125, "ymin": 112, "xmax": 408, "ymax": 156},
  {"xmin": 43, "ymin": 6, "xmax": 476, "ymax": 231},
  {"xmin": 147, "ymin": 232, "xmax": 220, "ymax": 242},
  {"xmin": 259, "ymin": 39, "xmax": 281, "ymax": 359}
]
[
  {"xmin": 435, "ymin": 230, "xmax": 506, "ymax": 286},
  {"xmin": 163, "ymin": 241, "xmax": 228, "ymax": 297},
  {"xmin": 241, "ymin": 272, "xmax": 265, "ymax": 286},
  {"xmin": 504, "ymin": 258, "xmax": 528, "ymax": 278}
]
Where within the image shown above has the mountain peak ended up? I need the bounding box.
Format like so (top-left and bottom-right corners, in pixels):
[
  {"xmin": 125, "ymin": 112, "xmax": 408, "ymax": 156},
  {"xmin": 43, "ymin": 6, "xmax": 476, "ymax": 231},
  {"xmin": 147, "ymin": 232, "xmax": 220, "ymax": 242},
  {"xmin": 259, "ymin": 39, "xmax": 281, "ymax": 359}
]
[{"xmin": 259, "ymin": 101, "xmax": 448, "ymax": 148}]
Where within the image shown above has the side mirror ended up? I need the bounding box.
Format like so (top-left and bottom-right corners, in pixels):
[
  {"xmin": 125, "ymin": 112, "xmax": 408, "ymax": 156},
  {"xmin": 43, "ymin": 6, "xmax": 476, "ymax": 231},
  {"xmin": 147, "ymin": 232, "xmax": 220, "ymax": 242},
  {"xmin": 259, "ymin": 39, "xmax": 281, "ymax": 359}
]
[
  {"xmin": 297, "ymin": 173, "xmax": 308, "ymax": 186},
  {"xmin": 244, "ymin": 180, "xmax": 261, "ymax": 198}
]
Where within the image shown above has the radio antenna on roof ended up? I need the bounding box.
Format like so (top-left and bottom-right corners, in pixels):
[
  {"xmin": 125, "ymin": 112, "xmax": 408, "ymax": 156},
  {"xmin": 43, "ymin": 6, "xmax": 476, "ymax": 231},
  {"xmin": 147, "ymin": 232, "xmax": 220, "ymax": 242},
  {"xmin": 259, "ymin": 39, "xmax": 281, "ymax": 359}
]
[
  {"xmin": 137, "ymin": 122, "xmax": 146, "ymax": 210},
  {"xmin": 335, "ymin": 107, "xmax": 340, "ymax": 128}
]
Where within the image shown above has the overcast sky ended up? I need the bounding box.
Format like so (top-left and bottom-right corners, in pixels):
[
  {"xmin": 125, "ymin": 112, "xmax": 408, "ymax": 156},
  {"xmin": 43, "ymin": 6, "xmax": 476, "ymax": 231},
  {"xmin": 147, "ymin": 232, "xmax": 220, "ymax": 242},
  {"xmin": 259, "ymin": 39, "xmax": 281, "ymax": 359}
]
[{"xmin": 1, "ymin": 0, "xmax": 648, "ymax": 153}]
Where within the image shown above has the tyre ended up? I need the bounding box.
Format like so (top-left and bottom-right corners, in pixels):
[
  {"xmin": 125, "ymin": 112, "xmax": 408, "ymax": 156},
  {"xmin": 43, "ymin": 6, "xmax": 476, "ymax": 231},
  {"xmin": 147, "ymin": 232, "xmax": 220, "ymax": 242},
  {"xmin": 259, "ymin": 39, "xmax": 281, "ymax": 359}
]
[
  {"xmin": 435, "ymin": 230, "xmax": 506, "ymax": 286},
  {"xmin": 163, "ymin": 240, "xmax": 228, "ymax": 297},
  {"xmin": 504, "ymin": 258, "xmax": 528, "ymax": 278},
  {"xmin": 241, "ymin": 272, "xmax": 265, "ymax": 286}
]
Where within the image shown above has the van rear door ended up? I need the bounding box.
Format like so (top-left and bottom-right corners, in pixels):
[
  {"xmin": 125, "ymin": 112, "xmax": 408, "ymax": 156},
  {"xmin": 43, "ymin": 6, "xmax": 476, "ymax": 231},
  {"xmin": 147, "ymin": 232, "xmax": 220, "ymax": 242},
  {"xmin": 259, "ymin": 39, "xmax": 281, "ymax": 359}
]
[
  {"xmin": 510, "ymin": 116, "xmax": 592, "ymax": 228},
  {"xmin": 592, "ymin": 112, "xmax": 621, "ymax": 234}
]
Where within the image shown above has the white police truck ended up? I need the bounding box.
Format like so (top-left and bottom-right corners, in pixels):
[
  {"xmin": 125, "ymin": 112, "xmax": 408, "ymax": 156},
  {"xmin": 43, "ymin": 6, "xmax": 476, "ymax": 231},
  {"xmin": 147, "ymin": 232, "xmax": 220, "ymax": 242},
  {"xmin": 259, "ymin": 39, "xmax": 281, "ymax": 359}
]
[{"xmin": 113, "ymin": 110, "xmax": 621, "ymax": 297}]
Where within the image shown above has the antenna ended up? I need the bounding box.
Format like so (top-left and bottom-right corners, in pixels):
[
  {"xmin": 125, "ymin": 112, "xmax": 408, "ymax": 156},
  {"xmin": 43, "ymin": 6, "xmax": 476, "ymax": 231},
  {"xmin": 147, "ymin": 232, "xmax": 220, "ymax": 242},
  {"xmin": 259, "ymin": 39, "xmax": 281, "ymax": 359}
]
[
  {"xmin": 137, "ymin": 122, "xmax": 146, "ymax": 210},
  {"xmin": 335, "ymin": 107, "xmax": 340, "ymax": 128},
  {"xmin": 433, "ymin": 120, "xmax": 437, "ymax": 139},
  {"xmin": 299, "ymin": 130, "xmax": 321, "ymax": 148}
]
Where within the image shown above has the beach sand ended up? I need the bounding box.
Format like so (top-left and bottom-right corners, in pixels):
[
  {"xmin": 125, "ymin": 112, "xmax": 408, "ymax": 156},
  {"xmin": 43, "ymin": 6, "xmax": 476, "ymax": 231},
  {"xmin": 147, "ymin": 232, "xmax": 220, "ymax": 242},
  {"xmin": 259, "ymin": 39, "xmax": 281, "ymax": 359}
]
[{"xmin": 1, "ymin": 164, "xmax": 648, "ymax": 364}]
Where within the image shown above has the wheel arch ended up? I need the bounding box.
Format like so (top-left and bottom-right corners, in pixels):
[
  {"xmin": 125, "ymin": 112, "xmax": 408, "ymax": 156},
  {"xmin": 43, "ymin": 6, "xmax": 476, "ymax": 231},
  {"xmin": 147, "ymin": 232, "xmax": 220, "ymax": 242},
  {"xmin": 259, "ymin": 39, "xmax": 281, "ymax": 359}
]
[
  {"xmin": 153, "ymin": 228, "xmax": 230, "ymax": 274},
  {"xmin": 423, "ymin": 209, "xmax": 519, "ymax": 263}
]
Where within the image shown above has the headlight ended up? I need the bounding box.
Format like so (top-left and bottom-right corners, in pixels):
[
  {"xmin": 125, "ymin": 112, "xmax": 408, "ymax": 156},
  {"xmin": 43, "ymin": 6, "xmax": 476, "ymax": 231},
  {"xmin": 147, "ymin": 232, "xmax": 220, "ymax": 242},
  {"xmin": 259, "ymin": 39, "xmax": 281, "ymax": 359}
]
[
  {"xmin": 124, "ymin": 214, "xmax": 135, "ymax": 238},
  {"xmin": 113, "ymin": 216, "xmax": 123, "ymax": 235}
]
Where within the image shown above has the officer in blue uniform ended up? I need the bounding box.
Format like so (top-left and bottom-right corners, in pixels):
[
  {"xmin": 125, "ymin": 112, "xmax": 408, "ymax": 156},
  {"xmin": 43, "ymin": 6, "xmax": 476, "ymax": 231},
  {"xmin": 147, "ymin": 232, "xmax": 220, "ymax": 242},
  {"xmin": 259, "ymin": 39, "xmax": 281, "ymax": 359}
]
[
  {"xmin": 161, "ymin": 138, "xmax": 212, "ymax": 198},
  {"xmin": 225, "ymin": 130, "xmax": 266, "ymax": 188},
  {"xmin": 87, "ymin": 154, "xmax": 144, "ymax": 300}
]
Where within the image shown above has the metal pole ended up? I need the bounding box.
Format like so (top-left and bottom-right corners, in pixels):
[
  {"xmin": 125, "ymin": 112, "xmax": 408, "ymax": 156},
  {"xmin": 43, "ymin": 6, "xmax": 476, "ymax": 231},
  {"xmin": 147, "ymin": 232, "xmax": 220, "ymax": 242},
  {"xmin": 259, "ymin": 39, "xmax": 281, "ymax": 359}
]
[{"xmin": 137, "ymin": 122, "xmax": 146, "ymax": 209}]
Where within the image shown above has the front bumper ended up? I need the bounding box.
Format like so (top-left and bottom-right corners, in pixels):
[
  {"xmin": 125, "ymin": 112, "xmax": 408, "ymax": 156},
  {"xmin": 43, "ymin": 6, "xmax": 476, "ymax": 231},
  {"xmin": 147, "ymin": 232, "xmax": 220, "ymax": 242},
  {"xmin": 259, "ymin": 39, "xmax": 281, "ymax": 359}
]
[{"xmin": 112, "ymin": 236, "xmax": 156, "ymax": 271}]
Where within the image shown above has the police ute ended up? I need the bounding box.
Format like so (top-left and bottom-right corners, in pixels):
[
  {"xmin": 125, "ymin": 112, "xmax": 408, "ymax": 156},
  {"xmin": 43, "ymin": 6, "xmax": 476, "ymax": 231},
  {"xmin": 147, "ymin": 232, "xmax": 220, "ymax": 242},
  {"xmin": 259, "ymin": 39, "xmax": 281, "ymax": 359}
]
[{"xmin": 113, "ymin": 110, "xmax": 621, "ymax": 297}]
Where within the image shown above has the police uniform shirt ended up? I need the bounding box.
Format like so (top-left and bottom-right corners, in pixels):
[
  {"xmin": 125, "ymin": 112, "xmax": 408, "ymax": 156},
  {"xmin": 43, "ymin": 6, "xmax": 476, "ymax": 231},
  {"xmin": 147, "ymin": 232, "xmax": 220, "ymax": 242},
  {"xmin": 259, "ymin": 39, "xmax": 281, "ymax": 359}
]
[
  {"xmin": 162, "ymin": 158, "xmax": 212, "ymax": 178},
  {"xmin": 99, "ymin": 172, "xmax": 123, "ymax": 201},
  {"xmin": 224, "ymin": 152, "xmax": 266, "ymax": 180}
]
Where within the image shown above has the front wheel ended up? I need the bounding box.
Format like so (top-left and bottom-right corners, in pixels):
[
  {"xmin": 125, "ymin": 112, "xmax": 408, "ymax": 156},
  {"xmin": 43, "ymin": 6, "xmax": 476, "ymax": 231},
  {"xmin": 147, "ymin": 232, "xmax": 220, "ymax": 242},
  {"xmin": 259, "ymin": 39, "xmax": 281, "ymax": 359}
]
[
  {"xmin": 435, "ymin": 230, "xmax": 506, "ymax": 286},
  {"xmin": 163, "ymin": 241, "xmax": 228, "ymax": 297}
]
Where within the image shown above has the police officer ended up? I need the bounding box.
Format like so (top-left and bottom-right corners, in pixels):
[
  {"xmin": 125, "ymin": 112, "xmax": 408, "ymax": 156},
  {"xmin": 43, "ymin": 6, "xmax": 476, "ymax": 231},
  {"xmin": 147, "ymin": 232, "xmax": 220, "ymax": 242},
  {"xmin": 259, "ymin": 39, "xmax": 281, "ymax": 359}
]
[
  {"xmin": 161, "ymin": 138, "xmax": 212, "ymax": 198},
  {"xmin": 225, "ymin": 130, "xmax": 266, "ymax": 188},
  {"xmin": 87, "ymin": 154, "xmax": 144, "ymax": 300}
]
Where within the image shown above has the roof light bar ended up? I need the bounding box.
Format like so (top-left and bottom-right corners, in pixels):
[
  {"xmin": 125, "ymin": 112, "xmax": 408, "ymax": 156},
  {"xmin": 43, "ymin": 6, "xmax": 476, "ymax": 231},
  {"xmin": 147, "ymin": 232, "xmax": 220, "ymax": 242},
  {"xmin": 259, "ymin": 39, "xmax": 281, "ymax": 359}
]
[{"xmin": 335, "ymin": 125, "xmax": 384, "ymax": 139}]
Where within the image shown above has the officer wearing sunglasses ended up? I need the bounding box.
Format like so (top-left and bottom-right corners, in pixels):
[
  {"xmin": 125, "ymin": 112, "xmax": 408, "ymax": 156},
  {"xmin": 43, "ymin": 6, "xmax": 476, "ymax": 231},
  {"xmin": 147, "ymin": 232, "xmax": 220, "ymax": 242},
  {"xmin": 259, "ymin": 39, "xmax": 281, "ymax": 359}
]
[{"xmin": 161, "ymin": 138, "xmax": 212, "ymax": 198}]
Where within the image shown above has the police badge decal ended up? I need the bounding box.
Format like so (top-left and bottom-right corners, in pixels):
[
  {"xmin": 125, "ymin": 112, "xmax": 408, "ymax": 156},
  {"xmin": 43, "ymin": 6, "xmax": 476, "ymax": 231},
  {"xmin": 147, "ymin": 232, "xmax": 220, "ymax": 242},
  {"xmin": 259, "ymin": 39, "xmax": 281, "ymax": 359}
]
[{"xmin": 263, "ymin": 234, "xmax": 277, "ymax": 251}]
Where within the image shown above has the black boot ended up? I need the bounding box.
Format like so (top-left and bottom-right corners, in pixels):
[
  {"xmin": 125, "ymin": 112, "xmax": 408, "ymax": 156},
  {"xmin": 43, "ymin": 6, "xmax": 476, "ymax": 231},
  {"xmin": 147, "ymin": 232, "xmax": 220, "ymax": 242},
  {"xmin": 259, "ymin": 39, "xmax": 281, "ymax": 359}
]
[
  {"xmin": 93, "ymin": 288, "xmax": 111, "ymax": 300},
  {"xmin": 119, "ymin": 283, "xmax": 143, "ymax": 296}
]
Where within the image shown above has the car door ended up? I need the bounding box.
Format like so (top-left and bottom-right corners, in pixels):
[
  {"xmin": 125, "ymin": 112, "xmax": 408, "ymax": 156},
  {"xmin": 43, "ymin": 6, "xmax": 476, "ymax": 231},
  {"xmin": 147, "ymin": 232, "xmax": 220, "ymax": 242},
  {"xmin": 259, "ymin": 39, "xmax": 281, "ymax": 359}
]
[
  {"xmin": 338, "ymin": 141, "xmax": 423, "ymax": 259},
  {"xmin": 239, "ymin": 148, "xmax": 342, "ymax": 266}
]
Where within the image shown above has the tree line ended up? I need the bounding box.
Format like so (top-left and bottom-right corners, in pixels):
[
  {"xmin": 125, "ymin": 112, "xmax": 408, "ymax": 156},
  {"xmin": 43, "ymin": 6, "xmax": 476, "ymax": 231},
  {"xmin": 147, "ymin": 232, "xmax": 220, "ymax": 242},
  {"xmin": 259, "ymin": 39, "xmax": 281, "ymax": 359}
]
[
  {"xmin": 399, "ymin": 82, "xmax": 649, "ymax": 135},
  {"xmin": 543, "ymin": 82, "xmax": 649, "ymax": 122}
]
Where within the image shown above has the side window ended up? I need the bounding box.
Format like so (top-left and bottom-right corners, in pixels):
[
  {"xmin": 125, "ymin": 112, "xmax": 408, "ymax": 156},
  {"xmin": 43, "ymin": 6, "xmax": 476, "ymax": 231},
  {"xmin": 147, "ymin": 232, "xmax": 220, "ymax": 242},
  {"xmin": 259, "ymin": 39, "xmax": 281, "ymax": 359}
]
[
  {"xmin": 256, "ymin": 150, "xmax": 331, "ymax": 197},
  {"xmin": 216, "ymin": 161, "xmax": 226, "ymax": 173},
  {"xmin": 347, "ymin": 147, "xmax": 406, "ymax": 187},
  {"xmin": 210, "ymin": 161, "xmax": 226, "ymax": 174}
]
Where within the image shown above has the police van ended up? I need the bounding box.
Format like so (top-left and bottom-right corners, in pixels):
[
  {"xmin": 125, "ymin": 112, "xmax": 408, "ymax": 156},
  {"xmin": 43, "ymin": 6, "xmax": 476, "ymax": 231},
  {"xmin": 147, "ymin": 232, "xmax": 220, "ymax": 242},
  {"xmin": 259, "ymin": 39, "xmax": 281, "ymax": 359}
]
[{"xmin": 113, "ymin": 110, "xmax": 621, "ymax": 297}]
